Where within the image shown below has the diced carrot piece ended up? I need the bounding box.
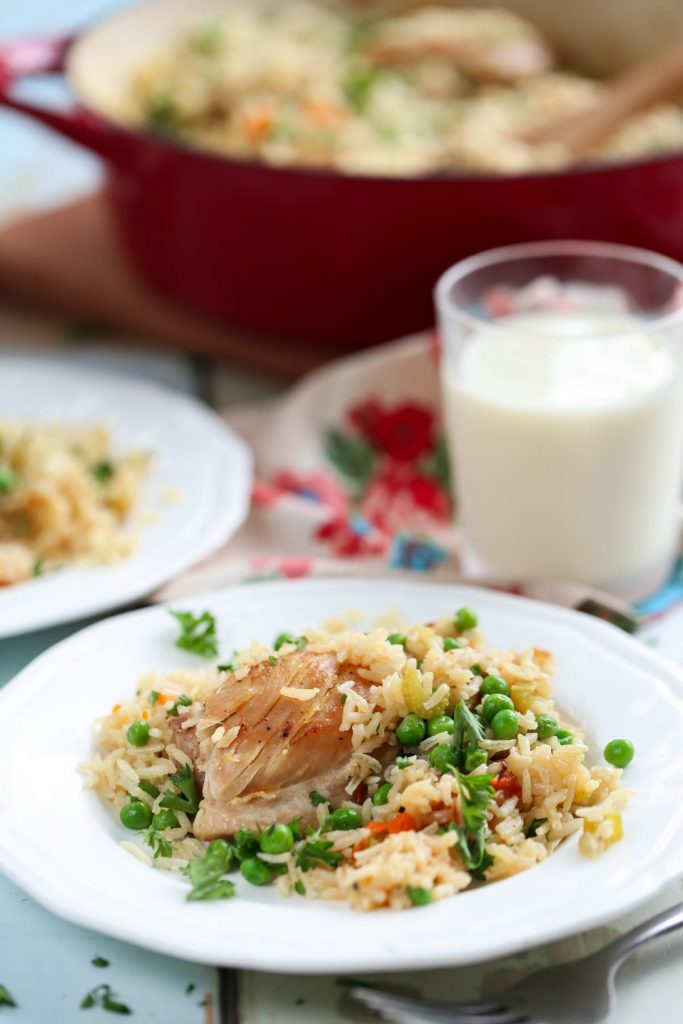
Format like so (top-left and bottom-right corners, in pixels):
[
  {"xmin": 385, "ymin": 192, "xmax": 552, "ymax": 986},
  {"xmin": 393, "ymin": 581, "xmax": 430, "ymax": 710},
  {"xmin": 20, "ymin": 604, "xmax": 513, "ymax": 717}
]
[
  {"xmin": 368, "ymin": 811, "xmax": 417, "ymax": 835},
  {"xmin": 492, "ymin": 771, "xmax": 521, "ymax": 798}
]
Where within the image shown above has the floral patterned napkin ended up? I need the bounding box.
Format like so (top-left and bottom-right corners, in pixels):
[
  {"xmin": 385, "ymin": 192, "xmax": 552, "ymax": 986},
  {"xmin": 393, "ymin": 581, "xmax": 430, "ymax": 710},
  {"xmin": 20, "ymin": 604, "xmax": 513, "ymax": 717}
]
[{"xmin": 156, "ymin": 333, "xmax": 683, "ymax": 633}]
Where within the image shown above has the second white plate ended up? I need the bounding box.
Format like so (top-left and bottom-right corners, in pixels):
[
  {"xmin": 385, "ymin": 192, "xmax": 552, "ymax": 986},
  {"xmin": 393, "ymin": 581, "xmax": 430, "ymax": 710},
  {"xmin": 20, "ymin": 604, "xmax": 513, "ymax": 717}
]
[{"xmin": 0, "ymin": 356, "xmax": 251, "ymax": 636}]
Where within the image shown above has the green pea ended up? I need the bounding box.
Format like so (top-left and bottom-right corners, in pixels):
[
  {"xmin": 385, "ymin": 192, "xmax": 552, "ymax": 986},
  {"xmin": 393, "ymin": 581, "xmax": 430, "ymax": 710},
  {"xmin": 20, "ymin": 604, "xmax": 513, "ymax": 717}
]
[
  {"xmin": 372, "ymin": 783, "xmax": 392, "ymax": 806},
  {"xmin": 426, "ymin": 715, "xmax": 454, "ymax": 737},
  {"xmin": 556, "ymin": 729, "xmax": 574, "ymax": 745},
  {"xmin": 481, "ymin": 693, "xmax": 514, "ymax": 721},
  {"xmin": 387, "ymin": 633, "xmax": 407, "ymax": 646},
  {"xmin": 259, "ymin": 823, "xmax": 294, "ymax": 854},
  {"xmin": 464, "ymin": 749, "xmax": 488, "ymax": 772},
  {"xmin": 126, "ymin": 720, "xmax": 150, "ymax": 747},
  {"xmin": 491, "ymin": 709, "xmax": 519, "ymax": 740},
  {"xmin": 479, "ymin": 675, "xmax": 510, "ymax": 697},
  {"xmin": 535, "ymin": 714, "xmax": 558, "ymax": 740},
  {"xmin": 120, "ymin": 799, "xmax": 152, "ymax": 831},
  {"xmin": 443, "ymin": 637, "xmax": 463, "ymax": 651},
  {"xmin": 604, "ymin": 738, "xmax": 634, "ymax": 767},
  {"xmin": 407, "ymin": 886, "xmax": 433, "ymax": 906},
  {"xmin": 396, "ymin": 714, "xmax": 427, "ymax": 747},
  {"xmin": 429, "ymin": 743, "xmax": 456, "ymax": 773},
  {"xmin": 240, "ymin": 857, "xmax": 274, "ymax": 886},
  {"xmin": 329, "ymin": 807, "xmax": 362, "ymax": 831},
  {"xmin": 454, "ymin": 607, "xmax": 478, "ymax": 632},
  {"xmin": 153, "ymin": 809, "xmax": 179, "ymax": 831}
]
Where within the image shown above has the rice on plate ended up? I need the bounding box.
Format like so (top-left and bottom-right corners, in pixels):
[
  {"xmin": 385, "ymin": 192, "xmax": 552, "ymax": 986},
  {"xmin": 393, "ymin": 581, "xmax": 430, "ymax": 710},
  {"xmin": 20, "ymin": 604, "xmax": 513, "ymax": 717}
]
[
  {"xmin": 81, "ymin": 604, "xmax": 630, "ymax": 911},
  {"xmin": 0, "ymin": 420, "xmax": 148, "ymax": 586}
]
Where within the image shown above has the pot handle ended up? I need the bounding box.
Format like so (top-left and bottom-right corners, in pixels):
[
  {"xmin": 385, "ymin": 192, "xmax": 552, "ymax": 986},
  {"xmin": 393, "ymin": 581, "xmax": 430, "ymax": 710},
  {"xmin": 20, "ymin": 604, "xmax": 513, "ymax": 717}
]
[{"xmin": 0, "ymin": 34, "xmax": 131, "ymax": 161}]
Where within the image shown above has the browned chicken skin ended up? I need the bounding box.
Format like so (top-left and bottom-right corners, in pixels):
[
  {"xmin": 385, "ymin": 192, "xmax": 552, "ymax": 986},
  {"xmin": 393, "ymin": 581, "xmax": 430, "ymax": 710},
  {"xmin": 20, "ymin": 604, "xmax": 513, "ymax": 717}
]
[{"xmin": 173, "ymin": 650, "xmax": 391, "ymax": 840}]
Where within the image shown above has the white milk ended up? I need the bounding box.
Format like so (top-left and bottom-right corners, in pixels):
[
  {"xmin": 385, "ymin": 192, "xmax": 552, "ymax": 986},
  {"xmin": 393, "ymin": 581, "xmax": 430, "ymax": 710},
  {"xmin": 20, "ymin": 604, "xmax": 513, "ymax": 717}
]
[{"xmin": 442, "ymin": 311, "xmax": 683, "ymax": 598}]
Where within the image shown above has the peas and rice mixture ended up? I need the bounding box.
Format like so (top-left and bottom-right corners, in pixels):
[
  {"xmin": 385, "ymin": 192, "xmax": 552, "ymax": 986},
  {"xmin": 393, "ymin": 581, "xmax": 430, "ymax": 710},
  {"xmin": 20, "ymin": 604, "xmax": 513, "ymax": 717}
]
[
  {"xmin": 122, "ymin": 3, "xmax": 683, "ymax": 176},
  {"xmin": 81, "ymin": 606, "xmax": 632, "ymax": 911}
]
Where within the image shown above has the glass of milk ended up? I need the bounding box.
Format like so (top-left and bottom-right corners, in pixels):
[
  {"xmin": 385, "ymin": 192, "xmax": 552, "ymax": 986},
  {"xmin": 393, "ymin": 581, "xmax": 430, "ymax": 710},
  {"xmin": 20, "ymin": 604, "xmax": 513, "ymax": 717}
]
[{"xmin": 435, "ymin": 240, "xmax": 683, "ymax": 602}]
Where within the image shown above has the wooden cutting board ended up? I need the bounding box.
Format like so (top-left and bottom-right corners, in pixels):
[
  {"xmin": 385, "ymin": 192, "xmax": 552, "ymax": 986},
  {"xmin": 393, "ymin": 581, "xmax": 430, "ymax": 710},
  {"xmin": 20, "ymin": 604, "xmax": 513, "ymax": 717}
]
[{"xmin": 0, "ymin": 191, "xmax": 337, "ymax": 380}]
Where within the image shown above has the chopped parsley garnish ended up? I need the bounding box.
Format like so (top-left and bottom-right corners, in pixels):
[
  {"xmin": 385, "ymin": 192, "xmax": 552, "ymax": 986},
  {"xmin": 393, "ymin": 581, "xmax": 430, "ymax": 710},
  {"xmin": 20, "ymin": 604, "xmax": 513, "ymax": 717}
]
[
  {"xmin": 288, "ymin": 819, "xmax": 303, "ymax": 842},
  {"xmin": 159, "ymin": 763, "xmax": 198, "ymax": 815},
  {"xmin": 217, "ymin": 653, "xmax": 239, "ymax": 672},
  {"xmin": 268, "ymin": 655, "xmax": 277, "ymax": 665},
  {"xmin": 171, "ymin": 610, "xmax": 218, "ymax": 658},
  {"xmin": 90, "ymin": 461, "xmax": 115, "ymax": 486},
  {"xmin": 308, "ymin": 791, "xmax": 329, "ymax": 807},
  {"xmin": 526, "ymin": 818, "xmax": 547, "ymax": 838},
  {"xmin": 0, "ymin": 984, "xmax": 16, "ymax": 1007},
  {"xmin": 0, "ymin": 468, "xmax": 14, "ymax": 494},
  {"xmin": 190, "ymin": 20, "xmax": 224, "ymax": 55},
  {"xmin": 167, "ymin": 693, "xmax": 193, "ymax": 717},
  {"xmin": 80, "ymin": 984, "xmax": 131, "ymax": 1014},
  {"xmin": 227, "ymin": 827, "xmax": 259, "ymax": 863},
  {"xmin": 148, "ymin": 690, "xmax": 160, "ymax": 704},
  {"xmin": 294, "ymin": 880, "xmax": 306, "ymax": 896},
  {"xmin": 273, "ymin": 632, "xmax": 308, "ymax": 651},
  {"xmin": 92, "ymin": 957, "xmax": 109, "ymax": 968},
  {"xmin": 32, "ymin": 556, "xmax": 44, "ymax": 577},
  {"xmin": 452, "ymin": 699, "xmax": 485, "ymax": 768},
  {"xmin": 295, "ymin": 838, "xmax": 343, "ymax": 873},
  {"xmin": 138, "ymin": 779, "xmax": 160, "ymax": 799},
  {"xmin": 143, "ymin": 829, "xmax": 172, "ymax": 859},
  {"xmin": 450, "ymin": 770, "xmax": 495, "ymax": 879},
  {"xmin": 344, "ymin": 64, "xmax": 384, "ymax": 111},
  {"xmin": 183, "ymin": 839, "xmax": 236, "ymax": 901}
]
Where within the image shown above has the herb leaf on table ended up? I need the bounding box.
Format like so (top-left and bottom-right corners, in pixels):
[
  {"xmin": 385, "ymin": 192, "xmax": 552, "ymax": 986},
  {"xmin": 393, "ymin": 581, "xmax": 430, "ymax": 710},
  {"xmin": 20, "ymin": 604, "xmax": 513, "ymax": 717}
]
[
  {"xmin": 80, "ymin": 984, "xmax": 131, "ymax": 1014},
  {"xmin": 0, "ymin": 984, "xmax": 16, "ymax": 1007}
]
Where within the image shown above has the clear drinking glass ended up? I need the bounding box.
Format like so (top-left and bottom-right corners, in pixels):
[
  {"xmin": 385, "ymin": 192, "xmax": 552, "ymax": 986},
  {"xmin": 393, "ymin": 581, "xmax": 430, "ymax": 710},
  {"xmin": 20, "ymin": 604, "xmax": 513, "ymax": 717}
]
[{"xmin": 435, "ymin": 240, "xmax": 683, "ymax": 602}]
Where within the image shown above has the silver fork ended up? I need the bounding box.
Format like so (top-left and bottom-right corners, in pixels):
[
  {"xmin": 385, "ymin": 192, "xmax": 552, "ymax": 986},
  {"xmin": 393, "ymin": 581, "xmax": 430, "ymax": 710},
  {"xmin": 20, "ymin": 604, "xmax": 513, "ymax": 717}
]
[{"xmin": 351, "ymin": 901, "xmax": 683, "ymax": 1024}]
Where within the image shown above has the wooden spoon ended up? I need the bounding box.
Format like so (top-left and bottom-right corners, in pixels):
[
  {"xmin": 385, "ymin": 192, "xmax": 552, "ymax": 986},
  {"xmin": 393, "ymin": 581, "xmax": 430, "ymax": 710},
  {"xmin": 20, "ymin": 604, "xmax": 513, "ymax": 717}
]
[{"xmin": 526, "ymin": 39, "xmax": 683, "ymax": 159}]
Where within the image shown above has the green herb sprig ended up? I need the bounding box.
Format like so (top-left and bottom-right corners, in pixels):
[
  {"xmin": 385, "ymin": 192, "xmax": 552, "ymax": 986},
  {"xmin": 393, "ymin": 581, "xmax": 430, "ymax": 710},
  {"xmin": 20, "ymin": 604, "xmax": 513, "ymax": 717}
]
[
  {"xmin": 183, "ymin": 839, "xmax": 236, "ymax": 901},
  {"xmin": 159, "ymin": 764, "xmax": 198, "ymax": 815},
  {"xmin": 171, "ymin": 610, "xmax": 218, "ymax": 658}
]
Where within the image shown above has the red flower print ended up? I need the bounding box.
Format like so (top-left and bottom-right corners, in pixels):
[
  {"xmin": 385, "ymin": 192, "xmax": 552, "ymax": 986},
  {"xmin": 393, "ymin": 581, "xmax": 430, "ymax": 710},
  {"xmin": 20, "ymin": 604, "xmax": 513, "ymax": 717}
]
[
  {"xmin": 315, "ymin": 515, "xmax": 389, "ymax": 558},
  {"xmin": 252, "ymin": 480, "xmax": 283, "ymax": 506},
  {"xmin": 250, "ymin": 555, "xmax": 312, "ymax": 578},
  {"xmin": 272, "ymin": 469, "xmax": 349, "ymax": 515},
  {"xmin": 361, "ymin": 466, "xmax": 450, "ymax": 534},
  {"xmin": 368, "ymin": 404, "xmax": 434, "ymax": 462},
  {"xmin": 347, "ymin": 398, "xmax": 383, "ymax": 439}
]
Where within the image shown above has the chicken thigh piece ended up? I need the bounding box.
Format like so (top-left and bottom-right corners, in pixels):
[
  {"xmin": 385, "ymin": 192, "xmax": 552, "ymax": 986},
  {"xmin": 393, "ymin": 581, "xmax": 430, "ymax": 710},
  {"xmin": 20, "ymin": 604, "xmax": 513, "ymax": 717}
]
[{"xmin": 173, "ymin": 650, "xmax": 390, "ymax": 839}]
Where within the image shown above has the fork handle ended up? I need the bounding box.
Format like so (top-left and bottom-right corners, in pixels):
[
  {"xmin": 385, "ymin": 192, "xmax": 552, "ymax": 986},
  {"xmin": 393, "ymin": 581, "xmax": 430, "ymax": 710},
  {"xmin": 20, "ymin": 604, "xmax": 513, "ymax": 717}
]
[{"xmin": 602, "ymin": 900, "xmax": 683, "ymax": 970}]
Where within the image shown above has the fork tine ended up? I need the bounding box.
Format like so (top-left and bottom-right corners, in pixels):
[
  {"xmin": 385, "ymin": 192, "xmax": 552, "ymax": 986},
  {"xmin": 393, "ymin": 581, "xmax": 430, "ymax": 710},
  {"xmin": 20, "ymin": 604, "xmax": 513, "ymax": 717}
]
[{"xmin": 349, "ymin": 987, "xmax": 524, "ymax": 1024}]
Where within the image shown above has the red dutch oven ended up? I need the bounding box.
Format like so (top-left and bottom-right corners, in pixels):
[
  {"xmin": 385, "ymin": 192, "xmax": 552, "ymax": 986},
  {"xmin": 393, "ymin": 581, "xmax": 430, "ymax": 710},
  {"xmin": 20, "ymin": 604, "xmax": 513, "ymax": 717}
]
[{"xmin": 2, "ymin": 0, "xmax": 683, "ymax": 348}]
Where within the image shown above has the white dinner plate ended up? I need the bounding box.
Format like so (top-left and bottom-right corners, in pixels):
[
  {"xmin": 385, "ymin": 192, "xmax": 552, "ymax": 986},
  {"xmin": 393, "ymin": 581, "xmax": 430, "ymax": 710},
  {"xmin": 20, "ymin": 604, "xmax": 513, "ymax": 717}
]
[
  {"xmin": 0, "ymin": 356, "xmax": 251, "ymax": 636},
  {"xmin": 2, "ymin": 579, "xmax": 683, "ymax": 973}
]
